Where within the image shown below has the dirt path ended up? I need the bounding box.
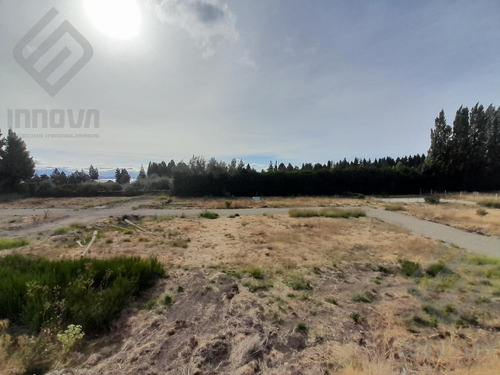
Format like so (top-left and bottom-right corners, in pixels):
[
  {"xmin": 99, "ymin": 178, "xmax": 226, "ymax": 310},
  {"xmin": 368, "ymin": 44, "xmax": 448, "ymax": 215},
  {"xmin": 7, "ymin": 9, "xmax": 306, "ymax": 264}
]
[{"xmin": 0, "ymin": 202, "xmax": 498, "ymax": 257}]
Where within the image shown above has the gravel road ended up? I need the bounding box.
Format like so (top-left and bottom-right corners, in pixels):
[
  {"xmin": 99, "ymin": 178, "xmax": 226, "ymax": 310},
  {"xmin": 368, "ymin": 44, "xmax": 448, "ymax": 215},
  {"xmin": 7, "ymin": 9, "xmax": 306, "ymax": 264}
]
[{"xmin": 0, "ymin": 201, "xmax": 498, "ymax": 257}]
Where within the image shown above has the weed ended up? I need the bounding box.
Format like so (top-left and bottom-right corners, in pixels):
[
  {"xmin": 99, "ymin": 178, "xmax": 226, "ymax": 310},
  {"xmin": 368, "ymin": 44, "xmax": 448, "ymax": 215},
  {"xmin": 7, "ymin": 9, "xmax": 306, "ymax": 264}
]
[
  {"xmin": 456, "ymin": 313, "xmax": 478, "ymax": 328},
  {"xmin": 225, "ymin": 201, "xmax": 232, "ymax": 208},
  {"xmin": 476, "ymin": 208, "xmax": 488, "ymax": 216},
  {"xmin": 177, "ymin": 286, "xmax": 184, "ymax": 293},
  {"xmin": 0, "ymin": 255, "xmax": 164, "ymax": 334},
  {"xmin": 413, "ymin": 315, "xmax": 438, "ymax": 328},
  {"xmin": 248, "ymin": 267, "xmax": 264, "ymax": 279},
  {"xmin": 0, "ymin": 238, "xmax": 29, "ymax": 251},
  {"xmin": 424, "ymin": 196, "xmax": 440, "ymax": 204},
  {"xmin": 325, "ymin": 297, "xmax": 338, "ymax": 305},
  {"xmin": 399, "ymin": 259, "xmax": 423, "ymax": 277},
  {"xmin": 425, "ymin": 263, "xmax": 452, "ymax": 278},
  {"xmin": 384, "ymin": 203, "xmax": 406, "ymax": 211},
  {"xmin": 284, "ymin": 274, "xmax": 312, "ymax": 291},
  {"xmin": 352, "ymin": 291, "xmax": 375, "ymax": 303},
  {"xmin": 478, "ymin": 200, "xmax": 500, "ymax": 209},
  {"xmin": 350, "ymin": 312, "xmax": 363, "ymax": 324},
  {"xmin": 162, "ymin": 294, "xmax": 173, "ymax": 306},
  {"xmin": 57, "ymin": 324, "xmax": 85, "ymax": 354},
  {"xmin": 146, "ymin": 299, "xmax": 158, "ymax": 309},
  {"xmin": 372, "ymin": 279, "xmax": 381, "ymax": 285},
  {"xmin": 243, "ymin": 282, "xmax": 273, "ymax": 292},
  {"xmin": 199, "ymin": 211, "xmax": 219, "ymax": 219},
  {"xmin": 295, "ymin": 322, "xmax": 309, "ymax": 334}
]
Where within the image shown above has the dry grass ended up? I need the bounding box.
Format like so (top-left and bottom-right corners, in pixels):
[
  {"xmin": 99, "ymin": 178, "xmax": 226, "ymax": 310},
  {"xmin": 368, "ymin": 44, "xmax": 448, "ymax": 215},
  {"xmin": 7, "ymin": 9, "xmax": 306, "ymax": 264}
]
[
  {"xmin": 1, "ymin": 200, "xmax": 499, "ymax": 374},
  {"xmin": 0, "ymin": 196, "xmax": 133, "ymax": 209},
  {"xmin": 403, "ymin": 202, "xmax": 500, "ymax": 237}
]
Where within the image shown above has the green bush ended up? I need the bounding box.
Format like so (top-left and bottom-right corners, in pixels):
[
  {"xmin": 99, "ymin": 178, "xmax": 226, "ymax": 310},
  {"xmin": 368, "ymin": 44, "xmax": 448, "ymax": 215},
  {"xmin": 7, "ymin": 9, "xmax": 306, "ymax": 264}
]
[
  {"xmin": 425, "ymin": 263, "xmax": 452, "ymax": 278},
  {"xmin": 284, "ymin": 274, "xmax": 312, "ymax": 290},
  {"xmin": 0, "ymin": 255, "xmax": 164, "ymax": 333},
  {"xmin": 399, "ymin": 259, "xmax": 423, "ymax": 277},
  {"xmin": 289, "ymin": 208, "xmax": 365, "ymax": 219},
  {"xmin": 424, "ymin": 196, "xmax": 440, "ymax": 204},
  {"xmin": 476, "ymin": 208, "xmax": 488, "ymax": 216},
  {"xmin": 478, "ymin": 200, "xmax": 500, "ymax": 209},
  {"xmin": 352, "ymin": 291, "xmax": 375, "ymax": 303},
  {"xmin": 199, "ymin": 211, "xmax": 219, "ymax": 219},
  {"xmin": 0, "ymin": 238, "xmax": 29, "ymax": 250}
]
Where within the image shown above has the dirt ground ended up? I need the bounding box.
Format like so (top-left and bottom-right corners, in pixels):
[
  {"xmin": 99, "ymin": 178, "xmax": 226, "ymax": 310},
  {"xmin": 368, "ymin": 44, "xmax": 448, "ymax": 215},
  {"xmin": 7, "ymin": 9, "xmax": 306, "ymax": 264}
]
[{"xmin": 1, "ymin": 208, "xmax": 499, "ymax": 374}]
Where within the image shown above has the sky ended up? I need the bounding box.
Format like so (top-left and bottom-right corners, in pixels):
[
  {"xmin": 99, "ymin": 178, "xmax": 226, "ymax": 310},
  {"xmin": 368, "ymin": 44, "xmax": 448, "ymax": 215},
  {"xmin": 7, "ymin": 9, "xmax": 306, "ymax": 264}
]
[{"xmin": 1, "ymin": 0, "xmax": 499, "ymax": 175}]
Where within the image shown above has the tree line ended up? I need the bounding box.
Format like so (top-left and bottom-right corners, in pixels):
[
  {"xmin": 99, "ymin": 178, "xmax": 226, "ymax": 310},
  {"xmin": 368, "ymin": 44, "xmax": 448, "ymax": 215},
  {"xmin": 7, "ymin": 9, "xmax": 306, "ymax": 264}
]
[{"xmin": 1, "ymin": 102, "xmax": 499, "ymax": 197}]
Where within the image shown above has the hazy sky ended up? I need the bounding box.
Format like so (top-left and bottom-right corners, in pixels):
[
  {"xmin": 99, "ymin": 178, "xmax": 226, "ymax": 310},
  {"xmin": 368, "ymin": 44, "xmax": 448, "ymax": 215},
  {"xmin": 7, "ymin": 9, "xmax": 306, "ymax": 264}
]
[{"xmin": 1, "ymin": 0, "xmax": 499, "ymax": 173}]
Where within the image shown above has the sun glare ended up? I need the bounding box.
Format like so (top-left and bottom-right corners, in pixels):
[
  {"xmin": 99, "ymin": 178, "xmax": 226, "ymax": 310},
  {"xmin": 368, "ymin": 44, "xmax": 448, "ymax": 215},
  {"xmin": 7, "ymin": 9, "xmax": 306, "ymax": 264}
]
[{"xmin": 85, "ymin": 0, "xmax": 142, "ymax": 39}]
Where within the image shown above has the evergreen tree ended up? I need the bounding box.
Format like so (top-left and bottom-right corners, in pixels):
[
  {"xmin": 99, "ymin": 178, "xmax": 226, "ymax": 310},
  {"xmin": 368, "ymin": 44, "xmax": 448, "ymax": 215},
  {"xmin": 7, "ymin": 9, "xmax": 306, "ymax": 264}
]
[
  {"xmin": 0, "ymin": 129, "xmax": 35, "ymax": 188},
  {"xmin": 427, "ymin": 110, "xmax": 452, "ymax": 171},
  {"xmin": 138, "ymin": 164, "xmax": 147, "ymax": 179}
]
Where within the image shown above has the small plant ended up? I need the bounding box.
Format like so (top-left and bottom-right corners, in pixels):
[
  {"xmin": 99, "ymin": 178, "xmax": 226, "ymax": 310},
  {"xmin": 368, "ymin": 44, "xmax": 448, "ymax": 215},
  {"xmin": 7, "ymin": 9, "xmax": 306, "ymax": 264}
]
[
  {"xmin": 146, "ymin": 299, "xmax": 158, "ymax": 309},
  {"xmin": 295, "ymin": 322, "xmax": 309, "ymax": 334},
  {"xmin": 199, "ymin": 211, "xmax": 219, "ymax": 219},
  {"xmin": 162, "ymin": 294, "xmax": 173, "ymax": 306},
  {"xmin": 285, "ymin": 274, "xmax": 312, "ymax": 291},
  {"xmin": 425, "ymin": 263, "xmax": 452, "ymax": 277},
  {"xmin": 105, "ymin": 239, "xmax": 113, "ymax": 244},
  {"xmin": 248, "ymin": 267, "xmax": 264, "ymax": 279},
  {"xmin": 325, "ymin": 297, "xmax": 338, "ymax": 305},
  {"xmin": 225, "ymin": 201, "xmax": 232, "ymax": 208},
  {"xmin": 352, "ymin": 291, "xmax": 375, "ymax": 303},
  {"xmin": 408, "ymin": 288, "xmax": 421, "ymax": 296},
  {"xmin": 177, "ymin": 286, "xmax": 184, "ymax": 293},
  {"xmin": 350, "ymin": 312, "xmax": 363, "ymax": 324},
  {"xmin": 57, "ymin": 324, "xmax": 85, "ymax": 354},
  {"xmin": 476, "ymin": 208, "xmax": 488, "ymax": 216},
  {"xmin": 372, "ymin": 279, "xmax": 381, "ymax": 285},
  {"xmin": 413, "ymin": 315, "xmax": 438, "ymax": 328},
  {"xmin": 243, "ymin": 282, "xmax": 273, "ymax": 292},
  {"xmin": 424, "ymin": 195, "xmax": 440, "ymax": 204},
  {"xmin": 399, "ymin": 259, "xmax": 423, "ymax": 277}
]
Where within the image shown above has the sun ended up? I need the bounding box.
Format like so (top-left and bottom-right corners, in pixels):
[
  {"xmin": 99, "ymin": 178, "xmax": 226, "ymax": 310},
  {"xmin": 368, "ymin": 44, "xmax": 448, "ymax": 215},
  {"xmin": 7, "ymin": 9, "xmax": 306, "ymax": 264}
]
[{"xmin": 85, "ymin": 0, "xmax": 142, "ymax": 39}]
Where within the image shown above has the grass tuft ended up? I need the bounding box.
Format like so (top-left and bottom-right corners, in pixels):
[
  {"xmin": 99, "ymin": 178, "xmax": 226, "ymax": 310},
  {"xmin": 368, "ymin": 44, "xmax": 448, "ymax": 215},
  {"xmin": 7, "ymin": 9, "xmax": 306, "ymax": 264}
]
[
  {"xmin": 199, "ymin": 210, "xmax": 219, "ymax": 219},
  {"xmin": 478, "ymin": 200, "xmax": 500, "ymax": 209},
  {"xmin": 0, "ymin": 238, "xmax": 29, "ymax": 251}
]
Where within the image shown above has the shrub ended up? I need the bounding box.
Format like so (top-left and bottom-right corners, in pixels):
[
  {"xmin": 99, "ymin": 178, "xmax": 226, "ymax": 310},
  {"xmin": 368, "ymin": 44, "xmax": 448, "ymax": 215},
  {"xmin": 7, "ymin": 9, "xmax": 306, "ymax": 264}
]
[
  {"xmin": 284, "ymin": 274, "xmax": 312, "ymax": 290},
  {"xmin": 352, "ymin": 291, "xmax": 375, "ymax": 303},
  {"xmin": 424, "ymin": 196, "xmax": 440, "ymax": 204},
  {"xmin": 384, "ymin": 203, "xmax": 406, "ymax": 211},
  {"xmin": 248, "ymin": 268, "xmax": 264, "ymax": 279},
  {"xmin": 0, "ymin": 255, "xmax": 164, "ymax": 333},
  {"xmin": 399, "ymin": 259, "xmax": 423, "ymax": 277},
  {"xmin": 425, "ymin": 263, "xmax": 452, "ymax": 278},
  {"xmin": 243, "ymin": 282, "xmax": 273, "ymax": 292},
  {"xmin": 289, "ymin": 208, "xmax": 365, "ymax": 219},
  {"xmin": 476, "ymin": 208, "xmax": 488, "ymax": 216},
  {"xmin": 199, "ymin": 211, "xmax": 219, "ymax": 219},
  {"xmin": 413, "ymin": 315, "xmax": 438, "ymax": 328},
  {"xmin": 57, "ymin": 324, "xmax": 85, "ymax": 354},
  {"xmin": 478, "ymin": 200, "xmax": 500, "ymax": 209},
  {"xmin": 295, "ymin": 322, "xmax": 309, "ymax": 334},
  {"xmin": 325, "ymin": 297, "xmax": 338, "ymax": 305},
  {"xmin": 162, "ymin": 294, "xmax": 173, "ymax": 306},
  {"xmin": 350, "ymin": 312, "xmax": 363, "ymax": 324},
  {"xmin": 0, "ymin": 238, "xmax": 29, "ymax": 250}
]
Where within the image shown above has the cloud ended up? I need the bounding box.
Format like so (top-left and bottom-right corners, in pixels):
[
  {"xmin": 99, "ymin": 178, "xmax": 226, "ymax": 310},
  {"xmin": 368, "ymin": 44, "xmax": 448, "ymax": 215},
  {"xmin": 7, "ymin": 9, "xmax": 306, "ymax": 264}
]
[
  {"xmin": 151, "ymin": 0, "xmax": 239, "ymax": 58},
  {"xmin": 238, "ymin": 49, "xmax": 257, "ymax": 69}
]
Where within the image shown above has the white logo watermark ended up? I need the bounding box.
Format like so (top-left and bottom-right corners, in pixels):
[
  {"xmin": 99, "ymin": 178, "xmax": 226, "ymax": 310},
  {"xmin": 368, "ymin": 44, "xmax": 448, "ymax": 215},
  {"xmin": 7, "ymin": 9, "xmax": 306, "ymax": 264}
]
[{"xmin": 13, "ymin": 7, "xmax": 93, "ymax": 97}]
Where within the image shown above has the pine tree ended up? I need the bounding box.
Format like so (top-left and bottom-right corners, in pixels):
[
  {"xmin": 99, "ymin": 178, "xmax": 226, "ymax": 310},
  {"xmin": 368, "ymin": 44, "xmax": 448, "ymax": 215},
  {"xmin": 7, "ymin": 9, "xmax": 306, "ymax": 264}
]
[
  {"xmin": 138, "ymin": 164, "xmax": 147, "ymax": 179},
  {"xmin": 0, "ymin": 129, "xmax": 35, "ymax": 188},
  {"xmin": 428, "ymin": 110, "xmax": 452, "ymax": 171}
]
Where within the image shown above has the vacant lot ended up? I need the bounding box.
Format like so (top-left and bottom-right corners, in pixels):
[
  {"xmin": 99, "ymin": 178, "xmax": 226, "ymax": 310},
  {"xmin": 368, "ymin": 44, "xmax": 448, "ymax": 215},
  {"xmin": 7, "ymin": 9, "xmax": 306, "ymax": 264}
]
[{"xmin": 1, "ymin": 201, "xmax": 498, "ymax": 374}]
